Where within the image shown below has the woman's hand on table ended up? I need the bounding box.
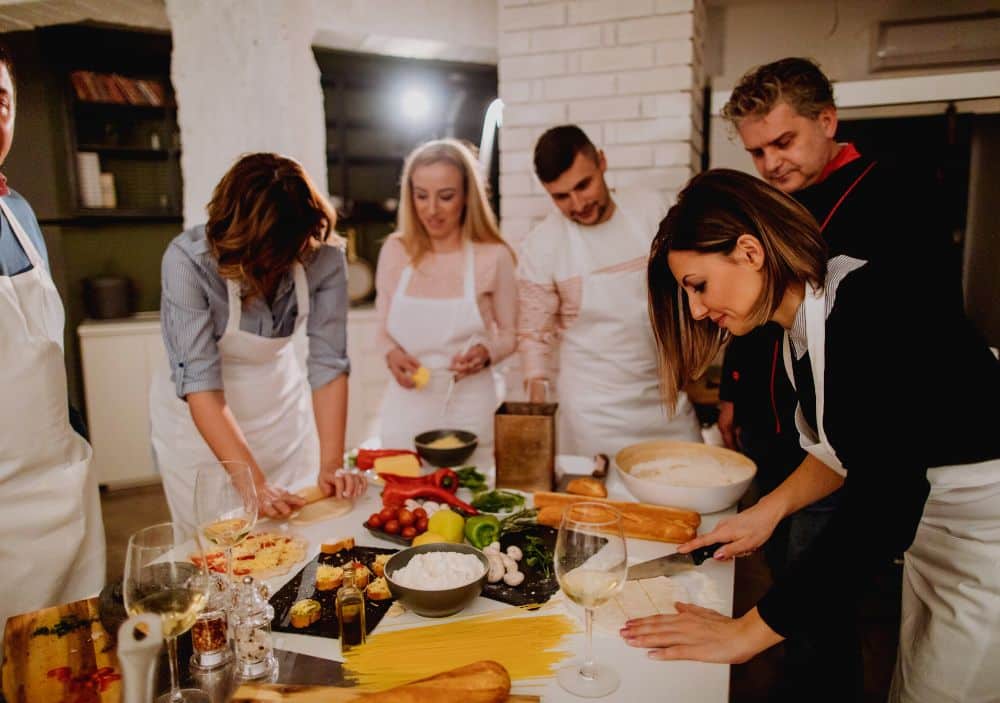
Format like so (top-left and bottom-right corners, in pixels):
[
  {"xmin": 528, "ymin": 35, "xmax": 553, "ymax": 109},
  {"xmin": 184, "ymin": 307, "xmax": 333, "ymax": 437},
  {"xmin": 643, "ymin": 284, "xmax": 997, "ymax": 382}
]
[
  {"xmin": 676, "ymin": 498, "xmax": 782, "ymax": 560},
  {"xmin": 318, "ymin": 466, "xmax": 368, "ymax": 499},
  {"xmin": 387, "ymin": 347, "xmax": 420, "ymax": 388},
  {"xmin": 255, "ymin": 482, "xmax": 306, "ymax": 519},
  {"xmin": 621, "ymin": 605, "xmax": 782, "ymax": 664},
  {"xmin": 449, "ymin": 344, "xmax": 490, "ymax": 381}
]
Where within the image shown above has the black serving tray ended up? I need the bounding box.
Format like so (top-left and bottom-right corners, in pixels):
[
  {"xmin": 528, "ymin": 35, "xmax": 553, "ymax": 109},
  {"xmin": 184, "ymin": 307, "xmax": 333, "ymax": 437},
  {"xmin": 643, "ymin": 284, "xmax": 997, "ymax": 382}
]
[
  {"xmin": 481, "ymin": 525, "xmax": 560, "ymax": 608},
  {"xmin": 269, "ymin": 545, "xmax": 398, "ymax": 638}
]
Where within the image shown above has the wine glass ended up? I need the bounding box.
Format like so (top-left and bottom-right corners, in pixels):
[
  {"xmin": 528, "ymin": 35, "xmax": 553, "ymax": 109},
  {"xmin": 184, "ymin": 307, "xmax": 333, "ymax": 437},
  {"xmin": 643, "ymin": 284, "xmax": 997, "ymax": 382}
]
[
  {"xmin": 555, "ymin": 502, "xmax": 628, "ymax": 698},
  {"xmin": 123, "ymin": 522, "xmax": 211, "ymax": 702},
  {"xmin": 193, "ymin": 461, "xmax": 258, "ymax": 592}
]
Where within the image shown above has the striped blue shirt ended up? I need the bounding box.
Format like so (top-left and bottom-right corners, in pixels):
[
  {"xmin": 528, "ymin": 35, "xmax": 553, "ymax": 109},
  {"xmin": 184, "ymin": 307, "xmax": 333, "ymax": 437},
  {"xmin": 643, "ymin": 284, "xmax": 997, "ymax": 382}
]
[
  {"xmin": 161, "ymin": 225, "xmax": 350, "ymax": 398},
  {"xmin": 0, "ymin": 190, "xmax": 49, "ymax": 276}
]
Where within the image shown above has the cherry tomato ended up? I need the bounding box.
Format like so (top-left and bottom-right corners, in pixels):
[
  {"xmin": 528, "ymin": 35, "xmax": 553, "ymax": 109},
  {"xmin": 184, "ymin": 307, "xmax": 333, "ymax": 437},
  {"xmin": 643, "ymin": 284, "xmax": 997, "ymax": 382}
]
[
  {"xmin": 413, "ymin": 507, "xmax": 427, "ymax": 520},
  {"xmin": 397, "ymin": 509, "xmax": 415, "ymax": 527},
  {"xmin": 415, "ymin": 517, "xmax": 429, "ymax": 532},
  {"xmin": 401, "ymin": 526, "xmax": 417, "ymax": 540},
  {"xmin": 368, "ymin": 513, "xmax": 383, "ymax": 528},
  {"xmin": 384, "ymin": 519, "xmax": 400, "ymax": 535},
  {"xmin": 379, "ymin": 506, "xmax": 396, "ymax": 522}
]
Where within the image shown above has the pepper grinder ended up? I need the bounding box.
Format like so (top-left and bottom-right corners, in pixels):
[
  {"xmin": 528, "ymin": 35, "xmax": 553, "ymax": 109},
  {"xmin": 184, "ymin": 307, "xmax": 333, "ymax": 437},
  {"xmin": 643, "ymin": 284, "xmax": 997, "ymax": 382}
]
[
  {"xmin": 229, "ymin": 575, "xmax": 277, "ymax": 680},
  {"xmin": 189, "ymin": 574, "xmax": 233, "ymax": 671}
]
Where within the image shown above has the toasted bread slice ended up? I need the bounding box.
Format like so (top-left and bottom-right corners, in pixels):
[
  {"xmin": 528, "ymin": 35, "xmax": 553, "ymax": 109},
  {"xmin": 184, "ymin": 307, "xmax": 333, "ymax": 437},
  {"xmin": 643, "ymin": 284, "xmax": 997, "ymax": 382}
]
[{"xmin": 321, "ymin": 536, "xmax": 355, "ymax": 555}]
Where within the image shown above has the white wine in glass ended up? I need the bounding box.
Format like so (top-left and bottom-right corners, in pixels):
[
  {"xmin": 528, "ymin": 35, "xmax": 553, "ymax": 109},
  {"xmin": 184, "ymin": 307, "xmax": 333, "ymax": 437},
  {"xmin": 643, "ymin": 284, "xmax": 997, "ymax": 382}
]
[
  {"xmin": 194, "ymin": 460, "xmax": 258, "ymax": 589},
  {"xmin": 123, "ymin": 522, "xmax": 211, "ymax": 703},
  {"xmin": 555, "ymin": 502, "xmax": 627, "ymax": 698}
]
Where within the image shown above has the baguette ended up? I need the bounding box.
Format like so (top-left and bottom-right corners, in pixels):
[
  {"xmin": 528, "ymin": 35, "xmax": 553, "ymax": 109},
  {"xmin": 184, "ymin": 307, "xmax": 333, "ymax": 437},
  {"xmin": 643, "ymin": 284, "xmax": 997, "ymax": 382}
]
[
  {"xmin": 535, "ymin": 504, "xmax": 697, "ymax": 544},
  {"xmin": 565, "ymin": 476, "xmax": 607, "ymax": 498},
  {"xmin": 533, "ymin": 491, "xmax": 700, "ymax": 528},
  {"xmin": 358, "ymin": 660, "xmax": 511, "ymax": 703}
]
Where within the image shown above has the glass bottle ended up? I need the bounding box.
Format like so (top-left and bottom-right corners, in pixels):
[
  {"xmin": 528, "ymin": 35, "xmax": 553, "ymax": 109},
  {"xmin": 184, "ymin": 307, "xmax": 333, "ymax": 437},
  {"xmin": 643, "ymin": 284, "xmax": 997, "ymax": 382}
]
[
  {"xmin": 336, "ymin": 563, "xmax": 366, "ymax": 651},
  {"xmin": 229, "ymin": 575, "xmax": 277, "ymax": 680},
  {"xmin": 189, "ymin": 574, "xmax": 232, "ymax": 671}
]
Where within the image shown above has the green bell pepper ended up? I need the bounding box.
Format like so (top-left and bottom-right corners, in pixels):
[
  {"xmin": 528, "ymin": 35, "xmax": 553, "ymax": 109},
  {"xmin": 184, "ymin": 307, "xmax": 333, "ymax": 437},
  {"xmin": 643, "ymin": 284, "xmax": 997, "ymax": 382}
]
[{"xmin": 464, "ymin": 514, "xmax": 501, "ymax": 549}]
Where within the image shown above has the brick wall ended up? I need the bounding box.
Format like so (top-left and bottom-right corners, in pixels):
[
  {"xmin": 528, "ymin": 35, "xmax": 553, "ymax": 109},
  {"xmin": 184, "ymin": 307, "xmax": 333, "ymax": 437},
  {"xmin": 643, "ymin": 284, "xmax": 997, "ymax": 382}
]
[{"xmin": 497, "ymin": 0, "xmax": 707, "ymax": 246}]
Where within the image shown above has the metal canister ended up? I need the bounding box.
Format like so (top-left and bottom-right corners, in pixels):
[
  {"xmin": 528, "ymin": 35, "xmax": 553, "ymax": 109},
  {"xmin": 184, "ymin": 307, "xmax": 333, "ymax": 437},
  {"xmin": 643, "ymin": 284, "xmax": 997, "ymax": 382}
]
[{"xmin": 493, "ymin": 401, "xmax": 558, "ymax": 492}]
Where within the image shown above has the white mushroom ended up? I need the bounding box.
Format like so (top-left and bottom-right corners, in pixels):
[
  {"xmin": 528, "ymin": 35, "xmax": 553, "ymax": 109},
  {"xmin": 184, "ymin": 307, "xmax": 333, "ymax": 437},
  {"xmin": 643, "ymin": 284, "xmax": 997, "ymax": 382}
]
[
  {"xmin": 503, "ymin": 570, "xmax": 525, "ymax": 587},
  {"xmin": 422, "ymin": 501, "xmax": 440, "ymax": 514},
  {"xmin": 499, "ymin": 553, "xmax": 518, "ymax": 574},
  {"xmin": 486, "ymin": 553, "xmax": 505, "ymax": 583},
  {"xmin": 404, "ymin": 499, "xmax": 420, "ymax": 510},
  {"xmin": 484, "ymin": 541, "xmax": 501, "ymax": 554},
  {"xmin": 505, "ymin": 545, "xmax": 523, "ymax": 561}
]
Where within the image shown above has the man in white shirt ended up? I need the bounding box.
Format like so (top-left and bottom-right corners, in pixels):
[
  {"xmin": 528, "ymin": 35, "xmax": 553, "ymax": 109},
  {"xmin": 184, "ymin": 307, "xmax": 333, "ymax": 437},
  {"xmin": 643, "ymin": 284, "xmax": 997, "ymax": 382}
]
[{"xmin": 516, "ymin": 125, "xmax": 701, "ymax": 457}]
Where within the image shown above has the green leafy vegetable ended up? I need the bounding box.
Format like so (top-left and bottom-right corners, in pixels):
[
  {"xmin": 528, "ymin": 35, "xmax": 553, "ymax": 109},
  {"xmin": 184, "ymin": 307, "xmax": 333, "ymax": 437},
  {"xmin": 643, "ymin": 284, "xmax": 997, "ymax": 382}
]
[
  {"xmin": 456, "ymin": 465, "xmax": 487, "ymax": 491},
  {"xmin": 471, "ymin": 490, "xmax": 525, "ymax": 513},
  {"xmin": 523, "ymin": 535, "xmax": 553, "ymax": 579}
]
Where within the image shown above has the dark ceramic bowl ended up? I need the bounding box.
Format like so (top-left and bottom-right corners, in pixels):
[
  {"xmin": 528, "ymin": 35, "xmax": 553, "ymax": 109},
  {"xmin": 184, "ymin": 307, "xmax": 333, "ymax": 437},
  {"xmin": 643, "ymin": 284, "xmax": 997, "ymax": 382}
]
[
  {"xmin": 413, "ymin": 429, "xmax": 478, "ymax": 467},
  {"xmin": 384, "ymin": 543, "xmax": 488, "ymax": 617}
]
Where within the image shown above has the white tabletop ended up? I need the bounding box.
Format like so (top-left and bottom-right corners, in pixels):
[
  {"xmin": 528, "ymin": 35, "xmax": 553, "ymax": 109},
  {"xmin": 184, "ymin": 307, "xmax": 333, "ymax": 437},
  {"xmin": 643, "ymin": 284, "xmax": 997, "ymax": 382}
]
[{"xmin": 254, "ymin": 467, "xmax": 734, "ymax": 702}]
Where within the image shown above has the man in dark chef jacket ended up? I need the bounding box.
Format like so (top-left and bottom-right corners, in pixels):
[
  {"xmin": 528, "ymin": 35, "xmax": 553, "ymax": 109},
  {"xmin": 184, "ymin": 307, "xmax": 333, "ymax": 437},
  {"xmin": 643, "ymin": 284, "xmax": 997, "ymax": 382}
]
[{"xmin": 716, "ymin": 57, "xmax": 955, "ymax": 701}]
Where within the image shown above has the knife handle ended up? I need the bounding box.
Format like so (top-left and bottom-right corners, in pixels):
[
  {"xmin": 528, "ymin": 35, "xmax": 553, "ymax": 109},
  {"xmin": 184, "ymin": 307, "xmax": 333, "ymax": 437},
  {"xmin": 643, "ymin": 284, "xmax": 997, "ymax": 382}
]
[{"xmin": 688, "ymin": 543, "xmax": 726, "ymax": 566}]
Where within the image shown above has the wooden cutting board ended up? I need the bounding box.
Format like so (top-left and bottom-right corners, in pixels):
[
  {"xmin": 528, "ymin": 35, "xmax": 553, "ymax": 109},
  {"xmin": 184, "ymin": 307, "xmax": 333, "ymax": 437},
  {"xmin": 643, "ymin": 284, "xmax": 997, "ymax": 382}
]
[{"xmin": 2, "ymin": 597, "xmax": 122, "ymax": 703}]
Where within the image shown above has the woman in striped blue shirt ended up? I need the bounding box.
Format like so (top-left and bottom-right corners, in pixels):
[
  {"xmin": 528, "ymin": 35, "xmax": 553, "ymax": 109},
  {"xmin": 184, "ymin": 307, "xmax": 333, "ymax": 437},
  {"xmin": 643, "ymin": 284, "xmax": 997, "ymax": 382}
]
[{"xmin": 150, "ymin": 153, "xmax": 366, "ymax": 536}]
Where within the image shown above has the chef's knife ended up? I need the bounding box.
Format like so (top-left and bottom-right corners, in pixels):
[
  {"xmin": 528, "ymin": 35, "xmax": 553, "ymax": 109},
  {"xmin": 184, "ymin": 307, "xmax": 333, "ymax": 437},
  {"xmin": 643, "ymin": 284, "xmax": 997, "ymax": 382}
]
[{"xmin": 626, "ymin": 543, "xmax": 725, "ymax": 580}]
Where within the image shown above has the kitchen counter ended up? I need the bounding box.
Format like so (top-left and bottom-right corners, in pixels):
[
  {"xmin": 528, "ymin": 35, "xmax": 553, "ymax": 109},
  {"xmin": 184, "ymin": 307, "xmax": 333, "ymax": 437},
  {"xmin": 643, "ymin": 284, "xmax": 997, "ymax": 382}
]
[{"xmin": 255, "ymin": 481, "xmax": 734, "ymax": 702}]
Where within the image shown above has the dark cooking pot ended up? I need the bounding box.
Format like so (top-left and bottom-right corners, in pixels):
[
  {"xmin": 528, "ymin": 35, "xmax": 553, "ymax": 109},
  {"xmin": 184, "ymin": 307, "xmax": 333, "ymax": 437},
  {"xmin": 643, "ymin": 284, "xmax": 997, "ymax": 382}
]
[{"xmin": 83, "ymin": 276, "xmax": 134, "ymax": 319}]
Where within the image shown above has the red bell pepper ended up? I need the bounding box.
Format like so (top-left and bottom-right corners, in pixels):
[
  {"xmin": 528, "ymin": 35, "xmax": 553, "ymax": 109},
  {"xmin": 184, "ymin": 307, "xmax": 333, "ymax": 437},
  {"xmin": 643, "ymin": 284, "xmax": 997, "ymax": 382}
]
[
  {"xmin": 381, "ymin": 483, "xmax": 479, "ymax": 515},
  {"xmin": 377, "ymin": 468, "xmax": 460, "ymax": 493},
  {"xmin": 355, "ymin": 448, "xmax": 419, "ymax": 471}
]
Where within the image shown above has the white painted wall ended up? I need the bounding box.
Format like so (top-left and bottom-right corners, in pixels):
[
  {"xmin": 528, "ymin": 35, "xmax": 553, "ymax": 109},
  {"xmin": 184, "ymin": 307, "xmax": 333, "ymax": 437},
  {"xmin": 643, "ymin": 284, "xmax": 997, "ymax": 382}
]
[
  {"xmin": 166, "ymin": 0, "xmax": 499, "ymax": 228},
  {"xmin": 166, "ymin": 0, "xmax": 327, "ymax": 228},
  {"xmin": 498, "ymin": 0, "xmax": 707, "ymax": 246}
]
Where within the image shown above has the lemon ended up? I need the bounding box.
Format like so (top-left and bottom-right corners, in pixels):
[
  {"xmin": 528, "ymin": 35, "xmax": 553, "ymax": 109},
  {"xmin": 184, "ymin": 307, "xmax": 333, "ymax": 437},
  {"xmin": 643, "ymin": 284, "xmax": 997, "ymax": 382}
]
[
  {"xmin": 412, "ymin": 531, "xmax": 448, "ymax": 547},
  {"xmin": 427, "ymin": 509, "xmax": 465, "ymax": 543},
  {"xmin": 411, "ymin": 366, "xmax": 430, "ymax": 389}
]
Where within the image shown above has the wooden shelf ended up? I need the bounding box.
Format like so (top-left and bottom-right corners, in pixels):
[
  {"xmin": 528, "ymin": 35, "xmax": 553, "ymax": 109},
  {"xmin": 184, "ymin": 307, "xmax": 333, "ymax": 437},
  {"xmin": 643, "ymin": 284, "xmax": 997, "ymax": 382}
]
[{"xmin": 77, "ymin": 144, "xmax": 176, "ymax": 159}]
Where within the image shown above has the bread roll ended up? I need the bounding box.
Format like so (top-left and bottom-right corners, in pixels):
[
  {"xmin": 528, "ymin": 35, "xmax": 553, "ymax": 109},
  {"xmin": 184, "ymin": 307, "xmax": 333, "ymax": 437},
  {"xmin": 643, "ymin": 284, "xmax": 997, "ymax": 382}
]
[
  {"xmin": 565, "ymin": 477, "xmax": 607, "ymax": 498},
  {"xmin": 358, "ymin": 660, "xmax": 511, "ymax": 703},
  {"xmin": 533, "ymin": 491, "xmax": 700, "ymax": 527}
]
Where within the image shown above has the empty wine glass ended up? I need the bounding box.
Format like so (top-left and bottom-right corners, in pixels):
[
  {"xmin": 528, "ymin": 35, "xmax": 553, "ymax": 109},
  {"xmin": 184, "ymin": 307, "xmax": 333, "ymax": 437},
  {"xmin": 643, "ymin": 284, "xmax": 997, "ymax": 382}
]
[
  {"xmin": 555, "ymin": 502, "xmax": 627, "ymax": 698},
  {"xmin": 193, "ymin": 460, "xmax": 258, "ymax": 592},
  {"xmin": 123, "ymin": 522, "xmax": 211, "ymax": 702}
]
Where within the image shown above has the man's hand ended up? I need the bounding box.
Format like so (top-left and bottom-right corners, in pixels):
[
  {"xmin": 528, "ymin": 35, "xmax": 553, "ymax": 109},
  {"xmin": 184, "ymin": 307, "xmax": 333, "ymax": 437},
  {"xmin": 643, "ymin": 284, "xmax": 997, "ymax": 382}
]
[
  {"xmin": 621, "ymin": 604, "xmax": 782, "ymax": 664},
  {"xmin": 718, "ymin": 400, "xmax": 739, "ymax": 450},
  {"xmin": 528, "ymin": 378, "xmax": 549, "ymax": 403},
  {"xmin": 387, "ymin": 347, "xmax": 420, "ymax": 388},
  {"xmin": 318, "ymin": 466, "xmax": 368, "ymax": 499}
]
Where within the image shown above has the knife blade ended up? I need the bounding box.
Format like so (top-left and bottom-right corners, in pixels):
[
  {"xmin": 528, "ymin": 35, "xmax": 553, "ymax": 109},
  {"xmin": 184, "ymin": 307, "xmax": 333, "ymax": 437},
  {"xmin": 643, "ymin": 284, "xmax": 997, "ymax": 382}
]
[{"xmin": 626, "ymin": 543, "xmax": 724, "ymax": 580}]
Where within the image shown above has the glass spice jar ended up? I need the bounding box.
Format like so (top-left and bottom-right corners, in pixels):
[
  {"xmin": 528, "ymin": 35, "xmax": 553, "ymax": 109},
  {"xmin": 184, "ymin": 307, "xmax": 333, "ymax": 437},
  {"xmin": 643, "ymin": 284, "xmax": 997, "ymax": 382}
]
[
  {"xmin": 229, "ymin": 575, "xmax": 277, "ymax": 680},
  {"xmin": 190, "ymin": 574, "xmax": 232, "ymax": 670}
]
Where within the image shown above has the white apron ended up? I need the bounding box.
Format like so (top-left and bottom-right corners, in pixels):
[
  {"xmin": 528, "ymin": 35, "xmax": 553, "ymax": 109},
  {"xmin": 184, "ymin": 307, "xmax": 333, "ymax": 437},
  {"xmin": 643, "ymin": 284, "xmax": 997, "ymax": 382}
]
[
  {"xmin": 379, "ymin": 243, "xmax": 498, "ymax": 450},
  {"xmin": 558, "ymin": 207, "xmax": 700, "ymax": 459},
  {"xmin": 784, "ymin": 284, "xmax": 1000, "ymax": 703},
  {"xmin": 150, "ymin": 264, "xmax": 319, "ymax": 538},
  {"xmin": 0, "ymin": 198, "xmax": 105, "ymax": 639}
]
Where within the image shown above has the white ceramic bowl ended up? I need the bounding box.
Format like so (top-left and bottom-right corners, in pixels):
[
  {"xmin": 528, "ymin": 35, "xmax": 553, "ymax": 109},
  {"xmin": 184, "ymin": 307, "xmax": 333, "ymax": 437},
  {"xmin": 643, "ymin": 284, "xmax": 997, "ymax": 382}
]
[{"xmin": 614, "ymin": 440, "xmax": 756, "ymax": 514}]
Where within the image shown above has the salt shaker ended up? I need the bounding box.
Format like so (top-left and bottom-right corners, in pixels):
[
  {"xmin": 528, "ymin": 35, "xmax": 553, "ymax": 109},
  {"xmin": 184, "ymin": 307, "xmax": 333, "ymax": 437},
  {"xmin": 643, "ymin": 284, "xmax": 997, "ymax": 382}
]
[
  {"xmin": 189, "ymin": 575, "xmax": 232, "ymax": 671},
  {"xmin": 229, "ymin": 575, "xmax": 277, "ymax": 680}
]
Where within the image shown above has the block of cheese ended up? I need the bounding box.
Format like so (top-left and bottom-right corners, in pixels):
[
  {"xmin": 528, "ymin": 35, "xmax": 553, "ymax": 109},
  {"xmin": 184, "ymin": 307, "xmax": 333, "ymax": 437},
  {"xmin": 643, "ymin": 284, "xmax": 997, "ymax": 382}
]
[{"xmin": 374, "ymin": 453, "xmax": 421, "ymax": 476}]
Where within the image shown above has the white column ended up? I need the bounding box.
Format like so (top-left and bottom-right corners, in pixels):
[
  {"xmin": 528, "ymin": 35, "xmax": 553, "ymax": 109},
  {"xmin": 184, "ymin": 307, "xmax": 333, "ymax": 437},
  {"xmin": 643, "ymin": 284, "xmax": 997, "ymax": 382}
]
[
  {"xmin": 166, "ymin": 0, "xmax": 327, "ymax": 228},
  {"xmin": 498, "ymin": 0, "xmax": 707, "ymax": 245}
]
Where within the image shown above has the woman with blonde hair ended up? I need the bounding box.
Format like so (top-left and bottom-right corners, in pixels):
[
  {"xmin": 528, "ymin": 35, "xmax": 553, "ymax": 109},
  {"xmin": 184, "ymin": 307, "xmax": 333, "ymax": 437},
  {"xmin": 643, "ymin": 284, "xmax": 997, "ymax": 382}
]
[
  {"xmin": 150, "ymin": 153, "xmax": 366, "ymax": 537},
  {"xmin": 624, "ymin": 169, "xmax": 1000, "ymax": 703},
  {"xmin": 376, "ymin": 139, "xmax": 517, "ymax": 451}
]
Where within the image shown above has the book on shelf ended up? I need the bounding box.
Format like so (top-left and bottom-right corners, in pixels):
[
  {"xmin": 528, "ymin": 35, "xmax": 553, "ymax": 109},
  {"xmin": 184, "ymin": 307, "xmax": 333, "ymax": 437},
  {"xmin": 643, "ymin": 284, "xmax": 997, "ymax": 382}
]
[{"xmin": 69, "ymin": 70, "xmax": 167, "ymax": 107}]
